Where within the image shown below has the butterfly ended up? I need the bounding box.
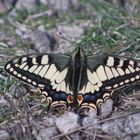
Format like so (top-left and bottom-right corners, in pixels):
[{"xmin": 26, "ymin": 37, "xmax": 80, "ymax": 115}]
[{"xmin": 5, "ymin": 48, "xmax": 140, "ymax": 114}]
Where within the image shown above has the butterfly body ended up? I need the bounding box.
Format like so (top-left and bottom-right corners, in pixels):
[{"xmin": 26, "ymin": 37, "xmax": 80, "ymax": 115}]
[{"xmin": 5, "ymin": 48, "xmax": 140, "ymax": 114}]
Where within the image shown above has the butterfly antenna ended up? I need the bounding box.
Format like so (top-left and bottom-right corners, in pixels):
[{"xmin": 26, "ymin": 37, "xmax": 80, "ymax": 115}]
[
  {"xmin": 58, "ymin": 32, "xmax": 82, "ymax": 54},
  {"xmin": 58, "ymin": 32, "xmax": 75, "ymax": 44}
]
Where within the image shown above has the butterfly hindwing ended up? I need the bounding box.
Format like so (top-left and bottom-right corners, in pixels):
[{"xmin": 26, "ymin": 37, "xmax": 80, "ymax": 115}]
[
  {"xmin": 5, "ymin": 54, "xmax": 73, "ymax": 108},
  {"xmin": 77, "ymin": 55, "xmax": 140, "ymax": 111}
]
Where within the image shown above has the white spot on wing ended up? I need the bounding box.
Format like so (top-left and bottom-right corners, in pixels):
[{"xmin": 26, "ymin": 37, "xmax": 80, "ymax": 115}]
[
  {"xmin": 113, "ymin": 84, "xmax": 118, "ymax": 88},
  {"xmin": 34, "ymin": 66, "xmax": 43, "ymax": 75},
  {"xmin": 22, "ymin": 57, "xmax": 27, "ymax": 62},
  {"xmin": 79, "ymin": 86, "xmax": 85, "ymax": 94},
  {"xmin": 118, "ymin": 60, "xmax": 124, "ymax": 67},
  {"xmin": 92, "ymin": 72, "xmax": 100, "ymax": 83},
  {"xmin": 19, "ymin": 62, "xmax": 27, "ymax": 69},
  {"xmin": 96, "ymin": 65, "xmax": 107, "ymax": 81},
  {"xmin": 85, "ymin": 82, "xmax": 92, "ymax": 93},
  {"xmin": 105, "ymin": 86, "xmax": 112, "ymax": 90},
  {"xmin": 111, "ymin": 67, "xmax": 119, "ymax": 77},
  {"xmin": 29, "ymin": 65, "xmax": 38, "ymax": 73},
  {"xmin": 13, "ymin": 71, "xmax": 17, "ymax": 75},
  {"xmin": 128, "ymin": 65, "xmax": 135, "ymax": 73},
  {"xmin": 136, "ymin": 67, "xmax": 140, "ymax": 71},
  {"xmin": 125, "ymin": 79, "xmax": 129, "ymax": 83},
  {"xmin": 119, "ymin": 82, "xmax": 124, "ymax": 85},
  {"xmin": 56, "ymin": 84, "xmax": 61, "ymax": 91},
  {"xmin": 6, "ymin": 64, "xmax": 11, "ymax": 69},
  {"xmin": 125, "ymin": 68, "xmax": 130, "ymax": 74},
  {"xmin": 32, "ymin": 57, "xmax": 38, "ymax": 64},
  {"xmin": 106, "ymin": 57, "xmax": 114, "ymax": 67},
  {"xmin": 105, "ymin": 66, "xmax": 114, "ymax": 80},
  {"xmin": 60, "ymin": 81, "xmax": 66, "ymax": 92},
  {"xmin": 136, "ymin": 75, "xmax": 140, "ymax": 79},
  {"xmin": 97, "ymin": 81, "xmax": 102, "ymax": 87},
  {"xmin": 32, "ymin": 81, "xmax": 37, "ymax": 85},
  {"xmin": 41, "ymin": 55, "xmax": 48, "ymax": 65},
  {"xmin": 130, "ymin": 77, "xmax": 135, "ymax": 82},
  {"xmin": 117, "ymin": 67, "xmax": 125, "ymax": 76},
  {"xmin": 51, "ymin": 81, "xmax": 56, "ymax": 87},
  {"xmin": 91, "ymin": 85, "xmax": 95, "ymax": 93},
  {"xmin": 22, "ymin": 76, "xmax": 27, "ymax": 80},
  {"xmin": 39, "ymin": 65, "xmax": 49, "ymax": 77},
  {"xmin": 10, "ymin": 67, "xmax": 14, "ymax": 72},
  {"xmin": 50, "ymin": 71, "xmax": 60, "ymax": 81},
  {"xmin": 17, "ymin": 74, "xmax": 22, "ymax": 77},
  {"xmin": 44, "ymin": 64, "xmax": 57, "ymax": 79},
  {"xmin": 23, "ymin": 65, "xmax": 29, "ymax": 71},
  {"xmin": 55, "ymin": 68, "xmax": 68, "ymax": 83},
  {"xmin": 38, "ymin": 84, "xmax": 45, "ymax": 88},
  {"xmin": 94, "ymin": 85, "xmax": 99, "ymax": 91},
  {"xmin": 27, "ymin": 79, "xmax": 31, "ymax": 83},
  {"xmin": 15, "ymin": 64, "xmax": 19, "ymax": 67},
  {"xmin": 87, "ymin": 69, "xmax": 96, "ymax": 84},
  {"xmin": 129, "ymin": 60, "xmax": 134, "ymax": 66},
  {"xmin": 52, "ymin": 82, "xmax": 57, "ymax": 90}
]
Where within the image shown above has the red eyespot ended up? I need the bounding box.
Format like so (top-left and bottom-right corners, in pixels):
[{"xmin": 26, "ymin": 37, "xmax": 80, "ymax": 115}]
[
  {"xmin": 77, "ymin": 95, "xmax": 83, "ymax": 104},
  {"xmin": 67, "ymin": 95, "xmax": 73, "ymax": 103}
]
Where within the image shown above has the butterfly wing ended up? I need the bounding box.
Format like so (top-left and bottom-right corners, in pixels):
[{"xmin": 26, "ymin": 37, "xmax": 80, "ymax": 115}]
[
  {"xmin": 5, "ymin": 54, "xmax": 73, "ymax": 109},
  {"xmin": 77, "ymin": 55, "xmax": 140, "ymax": 112}
]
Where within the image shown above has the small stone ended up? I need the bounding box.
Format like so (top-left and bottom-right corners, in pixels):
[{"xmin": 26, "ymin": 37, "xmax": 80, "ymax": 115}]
[
  {"xmin": 0, "ymin": 130, "xmax": 10, "ymax": 140},
  {"xmin": 125, "ymin": 113, "xmax": 140, "ymax": 134},
  {"xmin": 57, "ymin": 24, "xmax": 84, "ymax": 38},
  {"xmin": 133, "ymin": 134, "xmax": 140, "ymax": 140},
  {"xmin": 82, "ymin": 110, "xmax": 101, "ymax": 136},
  {"xmin": 102, "ymin": 113, "xmax": 140, "ymax": 139},
  {"xmin": 70, "ymin": 133, "xmax": 83, "ymax": 140},
  {"xmin": 56, "ymin": 24, "xmax": 84, "ymax": 53},
  {"xmin": 37, "ymin": 127, "xmax": 58, "ymax": 140},
  {"xmin": 42, "ymin": 116, "xmax": 56, "ymax": 127},
  {"xmin": 31, "ymin": 30, "xmax": 57, "ymax": 53},
  {"xmin": 82, "ymin": 115, "xmax": 99, "ymax": 129},
  {"xmin": 100, "ymin": 99, "xmax": 113, "ymax": 118},
  {"xmin": 32, "ymin": 115, "xmax": 57, "ymax": 132},
  {"xmin": 55, "ymin": 112, "xmax": 80, "ymax": 133},
  {"xmin": 0, "ymin": 96, "xmax": 8, "ymax": 106},
  {"xmin": 102, "ymin": 118, "xmax": 124, "ymax": 138},
  {"xmin": 15, "ymin": 25, "xmax": 32, "ymax": 39}
]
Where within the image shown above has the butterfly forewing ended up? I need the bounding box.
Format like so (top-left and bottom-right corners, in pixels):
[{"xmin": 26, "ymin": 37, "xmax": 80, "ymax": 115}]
[
  {"xmin": 77, "ymin": 55, "xmax": 140, "ymax": 112},
  {"xmin": 5, "ymin": 54, "xmax": 73, "ymax": 108}
]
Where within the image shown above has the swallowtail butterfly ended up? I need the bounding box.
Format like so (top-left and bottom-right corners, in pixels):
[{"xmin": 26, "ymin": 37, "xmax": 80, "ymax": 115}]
[{"xmin": 5, "ymin": 48, "xmax": 140, "ymax": 114}]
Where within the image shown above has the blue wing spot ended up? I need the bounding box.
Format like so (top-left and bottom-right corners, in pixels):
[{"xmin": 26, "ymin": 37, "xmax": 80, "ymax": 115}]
[
  {"xmin": 44, "ymin": 85, "xmax": 68, "ymax": 102},
  {"xmin": 84, "ymin": 93, "xmax": 97, "ymax": 102},
  {"xmin": 53, "ymin": 92, "xmax": 67, "ymax": 101}
]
